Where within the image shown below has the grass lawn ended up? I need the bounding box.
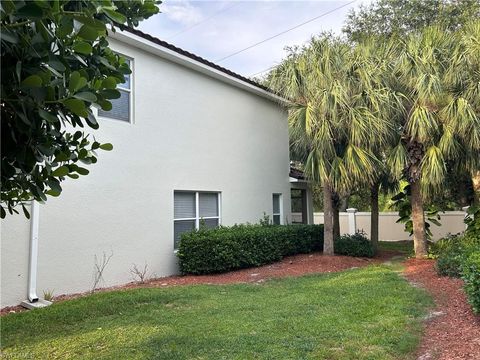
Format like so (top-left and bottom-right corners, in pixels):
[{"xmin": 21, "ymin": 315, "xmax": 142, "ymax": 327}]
[
  {"xmin": 1, "ymin": 266, "xmax": 432, "ymax": 360},
  {"xmin": 379, "ymin": 241, "xmax": 414, "ymax": 256}
]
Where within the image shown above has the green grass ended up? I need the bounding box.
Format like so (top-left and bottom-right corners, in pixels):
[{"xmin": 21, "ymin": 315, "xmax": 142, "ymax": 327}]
[
  {"xmin": 1, "ymin": 266, "xmax": 432, "ymax": 360},
  {"xmin": 379, "ymin": 241, "xmax": 414, "ymax": 256}
]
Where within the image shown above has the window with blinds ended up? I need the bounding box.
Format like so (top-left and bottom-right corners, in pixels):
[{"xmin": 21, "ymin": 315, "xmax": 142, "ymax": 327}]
[
  {"xmin": 173, "ymin": 191, "xmax": 220, "ymax": 250},
  {"xmin": 98, "ymin": 58, "xmax": 132, "ymax": 122},
  {"xmin": 273, "ymin": 193, "xmax": 282, "ymax": 225}
]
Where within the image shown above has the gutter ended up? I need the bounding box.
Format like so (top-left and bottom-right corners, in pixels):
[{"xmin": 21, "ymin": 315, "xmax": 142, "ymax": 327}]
[
  {"xmin": 27, "ymin": 201, "xmax": 40, "ymax": 302},
  {"xmin": 21, "ymin": 201, "xmax": 51, "ymax": 309}
]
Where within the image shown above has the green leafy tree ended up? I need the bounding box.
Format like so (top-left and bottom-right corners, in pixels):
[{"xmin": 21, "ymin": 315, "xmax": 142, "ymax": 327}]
[
  {"xmin": 1, "ymin": 0, "xmax": 160, "ymax": 218},
  {"xmin": 268, "ymin": 35, "xmax": 394, "ymax": 254},
  {"xmin": 343, "ymin": 0, "xmax": 480, "ymax": 41}
]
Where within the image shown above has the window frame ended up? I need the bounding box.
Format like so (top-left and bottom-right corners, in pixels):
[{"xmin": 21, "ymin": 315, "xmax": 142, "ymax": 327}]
[
  {"xmin": 272, "ymin": 193, "xmax": 283, "ymax": 225},
  {"xmin": 173, "ymin": 191, "xmax": 222, "ymax": 250},
  {"xmin": 96, "ymin": 52, "xmax": 134, "ymax": 124}
]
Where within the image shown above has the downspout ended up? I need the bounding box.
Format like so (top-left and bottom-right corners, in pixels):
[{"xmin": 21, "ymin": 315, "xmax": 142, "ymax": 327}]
[{"xmin": 27, "ymin": 201, "xmax": 40, "ymax": 302}]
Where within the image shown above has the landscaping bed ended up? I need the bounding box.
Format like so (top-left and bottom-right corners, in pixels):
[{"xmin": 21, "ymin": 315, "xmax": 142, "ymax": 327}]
[{"xmin": 403, "ymin": 259, "xmax": 480, "ymax": 360}]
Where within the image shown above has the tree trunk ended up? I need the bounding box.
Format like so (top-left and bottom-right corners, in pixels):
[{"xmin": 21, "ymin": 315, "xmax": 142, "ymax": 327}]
[
  {"xmin": 370, "ymin": 183, "xmax": 379, "ymax": 254},
  {"xmin": 473, "ymin": 171, "xmax": 480, "ymax": 206},
  {"xmin": 333, "ymin": 204, "xmax": 340, "ymax": 240},
  {"xmin": 339, "ymin": 195, "xmax": 348, "ymax": 211},
  {"xmin": 323, "ymin": 183, "xmax": 334, "ymax": 255},
  {"xmin": 410, "ymin": 179, "xmax": 427, "ymax": 258}
]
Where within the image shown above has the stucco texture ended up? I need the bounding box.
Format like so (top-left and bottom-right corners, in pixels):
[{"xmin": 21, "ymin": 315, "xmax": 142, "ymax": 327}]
[{"xmin": 1, "ymin": 38, "xmax": 290, "ymax": 307}]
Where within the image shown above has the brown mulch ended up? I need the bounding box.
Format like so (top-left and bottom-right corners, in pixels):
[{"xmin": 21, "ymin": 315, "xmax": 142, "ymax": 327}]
[{"xmin": 403, "ymin": 258, "xmax": 480, "ymax": 360}]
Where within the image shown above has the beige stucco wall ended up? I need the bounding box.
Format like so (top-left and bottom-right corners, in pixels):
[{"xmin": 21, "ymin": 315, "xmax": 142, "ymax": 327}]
[
  {"xmin": 1, "ymin": 37, "xmax": 290, "ymax": 307},
  {"xmin": 314, "ymin": 211, "xmax": 466, "ymax": 240}
]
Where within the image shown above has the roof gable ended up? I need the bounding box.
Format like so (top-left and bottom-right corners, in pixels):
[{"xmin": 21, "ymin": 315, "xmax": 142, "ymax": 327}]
[{"xmin": 112, "ymin": 26, "xmax": 285, "ymax": 104}]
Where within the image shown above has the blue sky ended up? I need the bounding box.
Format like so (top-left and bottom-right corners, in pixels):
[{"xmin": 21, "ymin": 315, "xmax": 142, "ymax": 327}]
[{"xmin": 139, "ymin": 0, "xmax": 371, "ymax": 78}]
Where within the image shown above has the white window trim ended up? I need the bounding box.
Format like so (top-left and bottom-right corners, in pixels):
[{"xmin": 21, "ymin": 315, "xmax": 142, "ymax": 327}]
[
  {"xmin": 96, "ymin": 52, "xmax": 135, "ymax": 124},
  {"xmin": 173, "ymin": 191, "xmax": 222, "ymax": 251},
  {"xmin": 273, "ymin": 193, "xmax": 283, "ymax": 225}
]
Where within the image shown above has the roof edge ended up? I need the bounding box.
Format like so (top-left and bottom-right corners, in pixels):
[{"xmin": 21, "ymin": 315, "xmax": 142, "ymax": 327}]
[{"xmin": 110, "ymin": 27, "xmax": 287, "ymax": 104}]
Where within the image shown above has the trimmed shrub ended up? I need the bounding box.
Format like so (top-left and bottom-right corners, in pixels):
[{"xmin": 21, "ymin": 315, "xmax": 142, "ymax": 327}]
[
  {"xmin": 432, "ymin": 234, "xmax": 480, "ymax": 277},
  {"xmin": 178, "ymin": 225, "xmax": 378, "ymax": 275},
  {"xmin": 433, "ymin": 235, "xmax": 466, "ymax": 277},
  {"xmin": 431, "ymin": 233, "xmax": 480, "ymax": 314},
  {"xmin": 462, "ymin": 251, "xmax": 480, "ymax": 314},
  {"xmin": 334, "ymin": 231, "xmax": 375, "ymax": 258},
  {"xmin": 177, "ymin": 224, "xmax": 324, "ymax": 275}
]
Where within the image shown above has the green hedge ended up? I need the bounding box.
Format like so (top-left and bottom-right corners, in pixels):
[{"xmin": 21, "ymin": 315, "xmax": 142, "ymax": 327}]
[
  {"xmin": 431, "ymin": 234, "xmax": 480, "ymax": 314},
  {"xmin": 335, "ymin": 232, "xmax": 375, "ymax": 258},
  {"xmin": 431, "ymin": 234, "xmax": 480, "ymax": 277},
  {"xmin": 177, "ymin": 224, "xmax": 323, "ymax": 275},
  {"xmin": 177, "ymin": 225, "xmax": 375, "ymax": 275},
  {"xmin": 462, "ymin": 251, "xmax": 480, "ymax": 314}
]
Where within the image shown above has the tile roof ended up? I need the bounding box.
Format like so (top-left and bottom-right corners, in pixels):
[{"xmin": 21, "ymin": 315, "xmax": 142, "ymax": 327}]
[
  {"xmin": 121, "ymin": 26, "xmax": 274, "ymax": 94},
  {"xmin": 289, "ymin": 167, "xmax": 306, "ymax": 180}
]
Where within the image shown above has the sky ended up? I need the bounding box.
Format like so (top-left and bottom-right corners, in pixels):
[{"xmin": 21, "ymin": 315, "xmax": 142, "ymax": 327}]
[{"xmin": 139, "ymin": 0, "xmax": 372, "ymax": 78}]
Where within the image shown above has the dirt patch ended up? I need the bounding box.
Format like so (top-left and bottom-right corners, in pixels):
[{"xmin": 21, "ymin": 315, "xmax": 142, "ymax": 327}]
[{"xmin": 403, "ymin": 259, "xmax": 480, "ymax": 360}]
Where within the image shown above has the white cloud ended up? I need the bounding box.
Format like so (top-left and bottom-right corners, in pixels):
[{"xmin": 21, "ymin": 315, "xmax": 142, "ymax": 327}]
[
  {"xmin": 162, "ymin": 1, "xmax": 203, "ymax": 26},
  {"xmin": 140, "ymin": 1, "xmax": 371, "ymax": 76}
]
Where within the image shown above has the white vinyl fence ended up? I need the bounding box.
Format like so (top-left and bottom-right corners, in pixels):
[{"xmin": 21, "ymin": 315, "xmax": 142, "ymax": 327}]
[{"xmin": 293, "ymin": 209, "xmax": 468, "ymax": 241}]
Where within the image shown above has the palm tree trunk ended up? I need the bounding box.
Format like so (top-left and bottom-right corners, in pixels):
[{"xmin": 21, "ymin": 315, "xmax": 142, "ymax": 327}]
[
  {"xmin": 410, "ymin": 179, "xmax": 427, "ymax": 258},
  {"xmin": 333, "ymin": 204, "xmax": 340, "ymax": 240},
  {"xmin": 473, "ymin": 171, "xmax": 480, "ymax": 206},
  {"xmin": 370, "ymin": 183, "xmax": 379, "ymax": 254},
  {"xmin": 323, "ymin": 183, "xmax": 334, "ymax": 255}
]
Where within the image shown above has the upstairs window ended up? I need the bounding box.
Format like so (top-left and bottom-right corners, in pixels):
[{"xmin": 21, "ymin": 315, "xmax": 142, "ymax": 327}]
[
  {"xmin": 173, "ymin": 191, "xmax": 221, "ymax": 250},
  {"xmin": 98, "ymin": 58, "xmax": 132, "ymax": 122}
]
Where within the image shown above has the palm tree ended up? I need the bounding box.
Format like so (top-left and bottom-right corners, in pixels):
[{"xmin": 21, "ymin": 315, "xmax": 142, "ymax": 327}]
[
  {"xmin": 268, "ymin": 35, "xmax": 393, "ymax": 254},
  {"xmin": 353, "ymin": 38, "xmax": 400, "ymax": 253},
  {"xmin": 451, "ymin": 22, "xmax": 480, "ymax": 206},
  {"xmin": 385, "ymin": 24, "xmax": 480, "ymax": 258}
]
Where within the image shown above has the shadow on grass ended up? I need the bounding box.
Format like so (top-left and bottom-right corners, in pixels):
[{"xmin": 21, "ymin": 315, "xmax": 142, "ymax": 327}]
[{"xmin": 1, "ymin": 266, "xmax": 433, "ymax": 360}]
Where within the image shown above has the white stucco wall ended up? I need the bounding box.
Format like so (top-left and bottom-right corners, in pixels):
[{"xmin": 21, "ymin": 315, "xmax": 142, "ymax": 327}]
[{"xmin": 1, "ymin": 37, "xmax": 290, "ymax": 307}]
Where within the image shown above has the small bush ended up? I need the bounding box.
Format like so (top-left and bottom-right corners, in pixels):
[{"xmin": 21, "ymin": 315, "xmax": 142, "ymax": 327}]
[
  {"xmin": 432, "ymin": 234, "xmax": 480, "ymax": 277},
  {"xmin": 465, "ymin": 205, "xmax": 480, "ymax": 237},
  {"xmin": 432, "ymin": 235, "xmax": 465, "ymax": 277},
  {"xmin": 178, "ymin": 225, "xmax": 378, "ymax": 275},
  {"xmin": 431, "ymin": 233, "xmax": 480, "ymax": 314},
  {"xmin": 177, "ymin": 224, "xmax": 324, "ymax": 275},
  {"xmin": 462, "ymin": 251, "xmax": 480, "ymax": 314},
  {"xmin": 334, "ymin": 231, "xmax": 375, "ymax": 258}
]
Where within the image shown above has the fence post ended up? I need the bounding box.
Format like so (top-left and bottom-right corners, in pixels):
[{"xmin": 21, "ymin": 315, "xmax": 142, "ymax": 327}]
[
  {"xmin": 462, "ymin": 206, "xmax": 470, "ymax": 230},
  {"xmin": 346, "ymin": 208, "xmax": 357, "ymax": 235}
]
